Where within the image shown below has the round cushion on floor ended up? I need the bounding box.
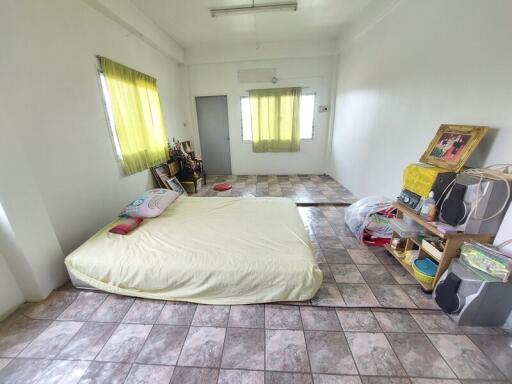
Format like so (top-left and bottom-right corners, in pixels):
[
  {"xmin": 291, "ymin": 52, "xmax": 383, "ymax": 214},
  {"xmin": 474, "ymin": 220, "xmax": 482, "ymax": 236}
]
[{"xmin": 213, "ymin": 183, "xmax": 232, "ymax": 191}]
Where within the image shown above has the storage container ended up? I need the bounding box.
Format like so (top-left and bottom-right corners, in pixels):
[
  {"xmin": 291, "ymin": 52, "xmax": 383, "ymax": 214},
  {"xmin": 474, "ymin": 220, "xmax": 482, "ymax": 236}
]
[{"xmin": 391, "ymin": 218, "xmax": 426, "ymax": 238}]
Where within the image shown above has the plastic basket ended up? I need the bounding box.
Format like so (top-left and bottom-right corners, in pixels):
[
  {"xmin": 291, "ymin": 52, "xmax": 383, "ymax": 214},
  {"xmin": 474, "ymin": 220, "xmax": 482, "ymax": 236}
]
[{"xmin": 412, "ymin": 259, "xmax": 436, "ymax": 286}]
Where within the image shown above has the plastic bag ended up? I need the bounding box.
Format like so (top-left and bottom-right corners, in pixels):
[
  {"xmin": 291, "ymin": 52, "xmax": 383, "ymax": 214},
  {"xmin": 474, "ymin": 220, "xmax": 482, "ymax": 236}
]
[{"xmin": 344, "ymin": 196, "xmax": 395, "ymax": 245}]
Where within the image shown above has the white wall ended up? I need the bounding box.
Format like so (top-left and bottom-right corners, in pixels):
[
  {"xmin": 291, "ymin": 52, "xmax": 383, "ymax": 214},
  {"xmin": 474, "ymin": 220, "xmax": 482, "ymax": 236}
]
[
  {"xmin": 0, "ymin": 0, "xmax": 190, "ymax": 316},
  {"xmin": 0, "ymin": 252, "xmax": 24, "ymax": 321},
  {"xmin": 328, "ymin": 0, "xmax": 512, "ymax": 198},
  {"xmin": 186, "ymin": 56, "xmax": 335, "ymax": 175}
]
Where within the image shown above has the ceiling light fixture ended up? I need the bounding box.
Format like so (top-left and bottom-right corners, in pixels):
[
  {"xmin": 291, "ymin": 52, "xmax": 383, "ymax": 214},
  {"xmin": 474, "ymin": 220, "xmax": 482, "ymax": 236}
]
[{"xmin": 210, "ymin": 1, "xmax": 298, "ymax": 17}]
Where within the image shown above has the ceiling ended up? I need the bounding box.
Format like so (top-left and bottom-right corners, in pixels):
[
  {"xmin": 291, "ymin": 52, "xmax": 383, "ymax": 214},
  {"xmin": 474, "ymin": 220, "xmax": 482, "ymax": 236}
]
[{"xmin": 131, "ymin": 0, "xmax": 372, "ymax": 48}]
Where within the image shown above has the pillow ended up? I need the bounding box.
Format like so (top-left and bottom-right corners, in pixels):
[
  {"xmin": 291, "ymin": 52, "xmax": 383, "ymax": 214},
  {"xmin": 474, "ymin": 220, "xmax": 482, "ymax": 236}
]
[
  {"xmin": 109, "ymin": 216, "xmax": 143, "ymax": 235},
  {"xmin": 123, "ymin": 189, "xmax": 179, "ymax": 218}
]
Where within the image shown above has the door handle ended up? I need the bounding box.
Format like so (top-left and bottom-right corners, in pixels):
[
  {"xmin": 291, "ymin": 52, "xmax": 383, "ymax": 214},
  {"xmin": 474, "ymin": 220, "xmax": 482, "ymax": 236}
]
[{"xmin": 226, "ymin": 137, "xmax": 230, "ymax": 141}]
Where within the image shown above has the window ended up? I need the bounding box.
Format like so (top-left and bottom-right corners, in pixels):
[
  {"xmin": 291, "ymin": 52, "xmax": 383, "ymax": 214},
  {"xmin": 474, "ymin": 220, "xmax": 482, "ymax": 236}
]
[
  {"xmin": 98, "ymin": 56, "xmax": 169, "ymax": 176},
  {"xmin": 99, "ymin": 72, "xmax": 122, "ymax": 160},
  {"xmin": 241, "ymin": 93, "xmax": 315, "ymax": 141}
]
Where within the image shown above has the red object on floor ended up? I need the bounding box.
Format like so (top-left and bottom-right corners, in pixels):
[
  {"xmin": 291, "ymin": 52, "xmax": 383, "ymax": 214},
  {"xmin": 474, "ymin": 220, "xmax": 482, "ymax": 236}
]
[{"xmin": 213, "ymin": 183, "xmax": 232, "ymax": 191}]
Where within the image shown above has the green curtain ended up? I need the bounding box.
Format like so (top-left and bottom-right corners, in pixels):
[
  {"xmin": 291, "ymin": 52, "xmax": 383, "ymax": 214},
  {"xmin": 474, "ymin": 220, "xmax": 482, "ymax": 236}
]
[
  {"xmin": 99, "ymin": 56, "xmax": 169, "ymax": 175},
  {"xmin": 249, "ymin": 87, "xmax": 301, "ymax": 152}
]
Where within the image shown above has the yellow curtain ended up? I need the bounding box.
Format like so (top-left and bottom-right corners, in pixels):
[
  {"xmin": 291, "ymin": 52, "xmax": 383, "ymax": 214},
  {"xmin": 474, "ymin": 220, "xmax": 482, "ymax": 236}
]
[
  {"xmin": 99, "ymin": 57, "xmax": 169, "ymax": 175},
  {"xmin": 249, "ymin": 87, "xmax": 301, "ymax": 153}
]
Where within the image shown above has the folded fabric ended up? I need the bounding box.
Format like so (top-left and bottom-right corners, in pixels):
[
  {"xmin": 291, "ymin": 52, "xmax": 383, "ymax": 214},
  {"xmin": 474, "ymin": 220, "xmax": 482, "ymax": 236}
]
[
  {"xmin": 123, "ymin": 189, "xmax": 179, "ymax": 218},
  {"xmin": 213, "ymin": 183, "xmax": 232, "ymax": 191},
  {"xmin": 109, "ymin": 216, "xmax": 143, "ymax": 235}
]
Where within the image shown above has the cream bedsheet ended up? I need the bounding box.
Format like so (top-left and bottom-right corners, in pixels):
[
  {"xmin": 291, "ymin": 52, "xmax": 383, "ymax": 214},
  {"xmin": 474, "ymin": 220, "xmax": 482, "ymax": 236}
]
[{"xmin": 65, "ymin": 197, "xmax": 322, "ymax": 304}]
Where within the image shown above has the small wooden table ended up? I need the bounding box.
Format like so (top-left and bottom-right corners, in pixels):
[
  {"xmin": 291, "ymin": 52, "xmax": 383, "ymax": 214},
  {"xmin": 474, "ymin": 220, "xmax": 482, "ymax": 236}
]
[{"xmin": 385, "ymin": 202, "xmax": 493, "ymax": 292}]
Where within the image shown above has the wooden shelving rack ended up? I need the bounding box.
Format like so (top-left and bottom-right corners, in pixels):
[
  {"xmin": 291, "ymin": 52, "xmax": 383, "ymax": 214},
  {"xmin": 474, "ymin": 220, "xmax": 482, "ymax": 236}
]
[{"xmin": 385, "ymin": 202, "xmax": 493, "ymax": 292}]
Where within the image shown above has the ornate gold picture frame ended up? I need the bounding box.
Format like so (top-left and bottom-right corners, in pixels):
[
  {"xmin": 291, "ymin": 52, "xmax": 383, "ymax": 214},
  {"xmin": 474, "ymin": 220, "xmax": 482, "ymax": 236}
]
[{"xmin": 420, "ymin": 124, "xmax": 488, "ymax": 172}]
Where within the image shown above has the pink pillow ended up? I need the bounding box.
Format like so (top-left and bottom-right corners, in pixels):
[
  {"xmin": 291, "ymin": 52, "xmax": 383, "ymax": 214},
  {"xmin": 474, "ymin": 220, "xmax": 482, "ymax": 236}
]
[
  {"xmin": 123, "ymin": 189, "xmax": 179, "ymax": 218},
  {"xmin": 109, "ymin": 217, "xmax": 143, "ymax": 235}
]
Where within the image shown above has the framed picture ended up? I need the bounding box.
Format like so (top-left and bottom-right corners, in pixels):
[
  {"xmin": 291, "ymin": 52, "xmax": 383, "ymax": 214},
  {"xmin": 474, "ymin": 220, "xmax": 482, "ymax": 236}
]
[
  {"xmin": 420, "ymin": 124, "xmax": 488, "ymax": 172},
  {"xmin": 166, "ymin": 176, "xmax": 186, "ymax": 195},
  {"xmin": 151, "ymin": 163, "xmax": 172, "ymax": 189}
]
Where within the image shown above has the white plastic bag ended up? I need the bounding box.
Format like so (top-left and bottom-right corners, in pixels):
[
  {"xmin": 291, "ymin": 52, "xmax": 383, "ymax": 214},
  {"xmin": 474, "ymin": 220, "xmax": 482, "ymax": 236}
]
[{"xmin": 344, "ymin": 196, "xmax": 394, "ymax": 242}]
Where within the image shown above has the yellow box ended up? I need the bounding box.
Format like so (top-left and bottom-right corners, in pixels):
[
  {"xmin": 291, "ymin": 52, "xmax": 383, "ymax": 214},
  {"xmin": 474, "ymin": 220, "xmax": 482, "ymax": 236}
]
[{"xmin": 403, "ymin": 163, "xmax": 450, "ymax": 198}]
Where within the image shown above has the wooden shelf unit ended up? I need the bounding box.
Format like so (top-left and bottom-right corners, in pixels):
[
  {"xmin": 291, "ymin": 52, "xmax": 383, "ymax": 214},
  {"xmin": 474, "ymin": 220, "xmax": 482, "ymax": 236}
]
[{"xmin": 386, "ymin": 202, "xmax": 493, "ymax": 292}]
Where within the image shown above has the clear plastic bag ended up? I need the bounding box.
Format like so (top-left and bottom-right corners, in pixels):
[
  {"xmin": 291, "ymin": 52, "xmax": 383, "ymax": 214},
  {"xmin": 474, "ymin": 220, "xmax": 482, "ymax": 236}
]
[{"xmin": 344, "ymin": 196, "xmax": 395, "ymax": 242}]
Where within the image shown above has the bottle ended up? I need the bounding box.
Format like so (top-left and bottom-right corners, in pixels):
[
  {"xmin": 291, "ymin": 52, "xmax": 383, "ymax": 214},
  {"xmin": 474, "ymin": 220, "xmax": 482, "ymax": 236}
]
[{"xmin": 420, "ymin": 191, "xmax": 436, "ymax": 220}]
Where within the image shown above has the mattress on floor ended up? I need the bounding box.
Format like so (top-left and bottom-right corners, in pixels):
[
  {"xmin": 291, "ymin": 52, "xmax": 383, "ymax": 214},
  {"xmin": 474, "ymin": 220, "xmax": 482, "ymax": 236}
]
[{"xmin": 64, "ymin": 196, "xmax": 322, "ymax": 304}]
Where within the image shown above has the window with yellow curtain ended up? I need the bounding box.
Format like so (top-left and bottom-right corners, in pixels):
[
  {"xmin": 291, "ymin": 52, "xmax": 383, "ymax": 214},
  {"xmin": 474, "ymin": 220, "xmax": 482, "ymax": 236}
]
[
  {"xmin": 249, "ymin": 87, "xmax": 301, "ymax": 153},
  {"xmin": 98, "ymin": 56, "xmax": 169, "ymax": 175}
]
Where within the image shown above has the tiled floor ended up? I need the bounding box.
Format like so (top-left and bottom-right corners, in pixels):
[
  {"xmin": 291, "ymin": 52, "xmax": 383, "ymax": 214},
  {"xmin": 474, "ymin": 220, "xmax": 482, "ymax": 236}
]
[
  {"xmin": 194, "ymin": 174, "xmax": 357, "ymax": 204},
  {"xmin": 1, "ymin": 175, "xmax": 511, "ymax": 383},
  {"xmin": 1, "ymin": 301, "xmax": 510, "ymax": 383}
]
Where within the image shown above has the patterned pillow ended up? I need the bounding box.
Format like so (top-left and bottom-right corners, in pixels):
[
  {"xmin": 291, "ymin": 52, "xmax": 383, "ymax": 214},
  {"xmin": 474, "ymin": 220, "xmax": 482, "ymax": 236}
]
[{"xmin": 123, "ymin": 189, "xmax": 179, "ymax": 218}]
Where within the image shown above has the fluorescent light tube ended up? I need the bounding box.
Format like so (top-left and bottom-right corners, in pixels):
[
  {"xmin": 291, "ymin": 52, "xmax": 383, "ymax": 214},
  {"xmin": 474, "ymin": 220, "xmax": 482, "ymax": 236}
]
[{"xmin": 210, "ymin": 2, "xmax": 298, "ymax": 17}]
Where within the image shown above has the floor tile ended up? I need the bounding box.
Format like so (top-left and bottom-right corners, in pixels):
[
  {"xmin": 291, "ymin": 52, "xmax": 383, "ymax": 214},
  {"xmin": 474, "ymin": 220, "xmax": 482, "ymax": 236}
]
[
  {"xmin": 170, "ymin": 367, "xmax": 218, "ymax": 384},
  {"xmin": 191, "ymin": 305, "xmax": 230, "ymax": 327},
  {"xmin": 221, "ymin": 327, "xmax": 264, "ymax": 370},
  {"xmin": 410, "ymin": 312, "xmax": 461, "ymax": 334},
  {"xmin": 24, "ymin": 291, "xmax": 78, "ymax": 320},
  {"xmin": 0, "ymin": 358, "xmax": 52, "ymax": 384},
  {"xmin": 265, "ymin": 305, "xmax": 302, "ymax": 329},
  {"xmin": 33, "ymin": 359, "xmax": 90, "ymax": 384},
  {"xmin": 370, "ymin": 285, "xmax": 416, "ymax": 308},
  {"xmin": 385, "ymin": 265, "xmax": 418, "ymax": 285},
  {"xmin": 336, "ymin": 309, "xmax": 381, "ymax": 332},
  {"xmin": 300, "ymin": 307, "xmax": 342, "ymax": 331},
  {"xmin": 0, "ymin": 358, "xmax": 10, "ymax": 371},
  {"xmin": 428, "ymin": 334, "xmax": 505, "ymax": 380},
  {"xmin": 330, "ymin": 264, "xmax": 365, "ymax": 284},
  {"xmin": 178, "ymin": 326, "xmax": 226, "ymax": 367},
  {"xmin": 265, "ymin": 371, "xmax": 313, "ymax": 384},
  {"xmin": 372, "ymin": 247, "xmax": 400, "ymax": 265},
  {"xmin": 312, "ymin": 283, "xmax": 346, "ymax": 307},
  {"xmin": 0, "ymin": 316, "xmax": 51, "ymax": 357},
  {"xmin": 95, "ymin": 323, "xmax": 152, "ymax": 363},
  {"xmin": 348, "ymin": 249, "xmax": 381, "ymax": 264},
  {"xmin": 323, "ymin": 249, "xmax": 354, "ymax": 264},
  {"xmin": 305, "ymin": 330, "xmax": 357, "ymax": 374},
  {"xmin": 387, "ymin": 333, "xmax": 456, "ymax": 378},
  {"xmin": 319, "ymin": 263, "xmax": 336, "ymax": 283},
  {"xmin": 318, "ymin": 237, "xmax": 345, "ymax": 249},
  {"xmin": 228, "ymin": 305, "xmax": 264, "ymax": 328},
  {"xmin": 404, "ymin": 286, "xmax": 439, "ymax": 309},
  {"xmin": 136, "ymin": 324, "xmax": 188, "ymax": 365},
  {"xmin": 125, "ymin": 364, "xmax": 174, "ymax": 384},
  {"xmin": 360, "ymin": 378, "xmax": 411, "ymax": 384},
  {"xmin": 157, "ymin": 302, "xmax": 196, "ymax": 325},
  {"xmin": 19, "ymin": 320, "xmax": 83, "ymax": 358},
  {"xmin": 459, "ymin": 326, "xmax": 504, "ymax": 335},
  {"xmin": 345, "ymin": 332, "xmax": 406, "ymax": 376},
  {"xmin": 468, "ymin": 334, "xmax": 512, "ymax": 380},
  {"xmin": 57, "ymin": 292, "xmax": 107, "ymax": 321},
  {"xmin": 89, "ymin": 295, "xmax": 134, "ymax": 323},
  {"xmin": 58, "ymin": 322, "xmax": 117, "ymax": 360},
  {"xmin": 409, "ymin": 379, "xmax": 460, "ymax": 384},
  {"xmin": 122, "ymin": 299, "xmax": 164, "ymax": 324},
  {"xmin": 313, "ymin": 374, "xmax": 362, "ymax": 384},
  {"xmin": 218, "ymin": 369, "xmax": 264, "ymax": 384},
  {"xmin": 373, "ymin": 310, "xmax": 422, "ymax": 333},
  {"xmin": 78, "ymin": 361, "xmax": 131, "ymax": 384},
  {"xmin": 338, "ymin": 284, "xmax": 380, "ymax": 307},
  {"xmin": 341, "ymin": 237, "xmax": 366, "ymax": 249},
  {"xmin": 266, "ymin": 329, "xmax": 310, "ymax": 372},
  {"xmin": 358, "ymin": 265, "xmax": 398, "ymax": 285}
]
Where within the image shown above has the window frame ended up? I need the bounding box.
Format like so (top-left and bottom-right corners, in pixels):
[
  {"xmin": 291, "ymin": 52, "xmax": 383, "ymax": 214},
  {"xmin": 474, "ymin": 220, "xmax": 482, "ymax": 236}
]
[
  {"xmin": 98, "ymin": 71, "xmax": 123, "ymax": 160},
  {"xmin": 240, "ymin": 92, "xmax": 317, "ymax": 142}
]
